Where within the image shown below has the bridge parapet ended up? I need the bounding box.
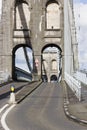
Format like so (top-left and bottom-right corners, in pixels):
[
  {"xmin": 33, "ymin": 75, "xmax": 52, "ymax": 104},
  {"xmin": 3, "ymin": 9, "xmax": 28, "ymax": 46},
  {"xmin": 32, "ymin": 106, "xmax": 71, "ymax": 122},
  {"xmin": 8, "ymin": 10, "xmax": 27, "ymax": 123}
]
[
  {"xmin": 74, "ymin": 71, "xmax": 87, "ymax": 85},
  {"xmin": 0, "ymin": 71, "xmax": 10, "ymax": 84},
  {"xmin": 64, "ymin": 72, "xmax": 81, "ymax": 101}
]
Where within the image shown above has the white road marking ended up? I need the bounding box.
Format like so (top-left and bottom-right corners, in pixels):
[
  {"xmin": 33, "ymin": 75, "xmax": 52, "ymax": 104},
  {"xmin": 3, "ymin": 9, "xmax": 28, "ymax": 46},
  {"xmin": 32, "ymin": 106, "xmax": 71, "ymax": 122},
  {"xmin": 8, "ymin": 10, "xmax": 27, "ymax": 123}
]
[
  {"xmin": 1, "ymin": 104, "xmax": 16, "ymax": 130},
  {"xmin": 0, "ymin": 104, "xmax": 9, "ymax": 113}
]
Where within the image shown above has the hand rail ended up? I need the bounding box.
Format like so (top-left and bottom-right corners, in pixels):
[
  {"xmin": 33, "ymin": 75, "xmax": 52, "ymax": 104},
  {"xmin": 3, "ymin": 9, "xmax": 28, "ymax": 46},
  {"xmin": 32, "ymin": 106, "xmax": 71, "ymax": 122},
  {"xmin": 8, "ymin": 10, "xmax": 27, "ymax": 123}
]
[{"xmin": 65, "ymin": 72, "xmax": 81, "ymax": 101}]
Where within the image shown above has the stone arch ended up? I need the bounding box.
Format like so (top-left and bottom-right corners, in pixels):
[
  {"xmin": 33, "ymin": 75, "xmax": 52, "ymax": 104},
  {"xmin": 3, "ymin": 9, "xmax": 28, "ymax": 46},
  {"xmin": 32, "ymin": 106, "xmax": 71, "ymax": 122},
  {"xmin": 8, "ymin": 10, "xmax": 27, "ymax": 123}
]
[
  {"xmin": 41, "ymin": 43, "xmax": 62, "ymax": 53},
  {"xmin": 41, "ymin": 43, "xmax": 62, "ymax": 82},
  {"xmin": 12, "ymin": 0, "xmax": 32, "ymax": 49},
  {"xmin": 45, "ymin": 0, "xmax": 60, "ymax": 29},
  {"xmin": 11, "ymin": 0, "xmax": 31, "ymax": 11},
  {"xmin": 12, "ymin": 44, "xmax": 33, "ymax": 81},
  {"xmin": 50, "ymin": 75, "xmax": 57, "ymax": 82},
  {"xmin": 14, "ymin": 0, "xmax": 30, "ymax": 30}
]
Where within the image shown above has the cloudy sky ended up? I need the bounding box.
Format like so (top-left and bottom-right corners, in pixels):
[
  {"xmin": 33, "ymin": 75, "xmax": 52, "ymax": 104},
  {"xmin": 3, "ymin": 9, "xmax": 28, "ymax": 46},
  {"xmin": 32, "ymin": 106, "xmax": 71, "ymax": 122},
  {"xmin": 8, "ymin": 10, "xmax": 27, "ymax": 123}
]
[
  {"xmin": 73, "ymin": 0, "xmax": 87, "ymax": 70},
  {"xmin": 0, "ymin": 0, "xmax": 87, "ymax": 70},
  {"xmin": 0, "ymin": 0, "xmax": 2, "ymax": 18},
  {"xmin": 15, "ymin": 47, "xmax": 33, "ymax": 73}
]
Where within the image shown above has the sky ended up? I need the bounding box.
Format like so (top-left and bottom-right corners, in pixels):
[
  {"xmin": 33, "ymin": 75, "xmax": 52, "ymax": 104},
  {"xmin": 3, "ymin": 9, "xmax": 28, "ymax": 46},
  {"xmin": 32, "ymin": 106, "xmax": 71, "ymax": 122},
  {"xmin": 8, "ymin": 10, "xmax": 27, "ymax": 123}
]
[
  {"xmin": 73, "ymin": 0, "xmax": 87, "ymax": 70},
  {"xmin": 0, "ymin": 0, "xmax": 2, "ymax": 17},
  {"xmin": 0, "ymin": 0, "xmax": 87, "ymax": 70},
  {"xmin": 15, "ymin": 47, "xmax": 33, "ymax": 73}
]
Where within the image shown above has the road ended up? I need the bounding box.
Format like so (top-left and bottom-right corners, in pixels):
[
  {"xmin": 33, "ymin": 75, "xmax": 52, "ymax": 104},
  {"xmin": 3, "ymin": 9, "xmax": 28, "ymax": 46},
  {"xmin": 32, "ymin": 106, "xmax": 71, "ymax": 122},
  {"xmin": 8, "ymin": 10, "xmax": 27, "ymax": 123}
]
[{"xmin": 5, "ymin": 83, "xmax": 87, "ymax": 130}]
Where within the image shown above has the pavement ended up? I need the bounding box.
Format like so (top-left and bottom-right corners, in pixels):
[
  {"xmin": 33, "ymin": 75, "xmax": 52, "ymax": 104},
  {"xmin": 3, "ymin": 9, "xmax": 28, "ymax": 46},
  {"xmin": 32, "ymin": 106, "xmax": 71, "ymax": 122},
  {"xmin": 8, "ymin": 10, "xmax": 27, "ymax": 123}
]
[
  {"xmin": 62, "ymin": 80, "xmax": 87, "ymax": 125},
  {"xmin": 15, "ymin": 80, "xmax": 42, "ymax": 103},
  {"xmin": 0, "ymin": 81, "xmax": 42, "ymax": 104}
]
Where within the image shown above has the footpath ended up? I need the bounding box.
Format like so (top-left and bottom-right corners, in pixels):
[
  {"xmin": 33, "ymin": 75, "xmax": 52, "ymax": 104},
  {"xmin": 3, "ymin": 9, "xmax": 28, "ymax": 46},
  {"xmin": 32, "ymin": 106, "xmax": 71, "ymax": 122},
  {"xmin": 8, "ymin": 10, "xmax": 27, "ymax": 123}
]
[
  {"xmin": 15, "ymin": 81, "xmax": 42, "ymax": 103},
  {"xmin": 62, "ymin": 81, "xmax": 87, "ymax": 125}
]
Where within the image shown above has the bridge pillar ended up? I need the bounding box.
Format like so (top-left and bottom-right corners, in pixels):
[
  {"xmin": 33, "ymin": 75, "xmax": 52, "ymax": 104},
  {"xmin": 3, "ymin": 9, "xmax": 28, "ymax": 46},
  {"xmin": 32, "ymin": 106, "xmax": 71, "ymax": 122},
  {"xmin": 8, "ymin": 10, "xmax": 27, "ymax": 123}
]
[
  {"xmin": 48, "ymin": 77, "xmax": 50, "ymax": 83},
  {"xmin": 0, "ymin": 0, "xmax": 78, "ymax": 82},
  {"xmin": 0, "ymin": 55, "xmax": 12, "ymax": 79}
]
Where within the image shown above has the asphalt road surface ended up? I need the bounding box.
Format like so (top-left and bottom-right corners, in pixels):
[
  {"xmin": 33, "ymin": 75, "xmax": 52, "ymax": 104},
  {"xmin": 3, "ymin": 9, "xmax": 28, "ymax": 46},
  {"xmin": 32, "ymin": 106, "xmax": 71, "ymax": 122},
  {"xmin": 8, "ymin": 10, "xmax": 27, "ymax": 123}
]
[{"xmin": 6, "ymin": 82, "xmax": 87, "ymax": 130}]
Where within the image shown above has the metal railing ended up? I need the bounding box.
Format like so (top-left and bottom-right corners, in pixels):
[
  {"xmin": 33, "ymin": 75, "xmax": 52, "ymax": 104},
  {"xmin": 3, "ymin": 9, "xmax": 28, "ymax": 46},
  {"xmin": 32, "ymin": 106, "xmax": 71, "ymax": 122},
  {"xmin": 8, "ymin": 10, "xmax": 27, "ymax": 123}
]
[
  {"xmin": 65, "ymin": 72, "xmax": 81, "ymax": 101},
  {"xmin": 74, "ymin": 71, "xmax": 87, "ymax": 85}
]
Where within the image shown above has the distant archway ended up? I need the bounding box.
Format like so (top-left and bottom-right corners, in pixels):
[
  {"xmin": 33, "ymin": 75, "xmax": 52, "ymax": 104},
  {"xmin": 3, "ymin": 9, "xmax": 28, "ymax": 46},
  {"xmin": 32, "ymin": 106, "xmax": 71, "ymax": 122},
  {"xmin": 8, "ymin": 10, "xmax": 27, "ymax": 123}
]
[
  {"xmin": 41, "ymin": 44, "xmax": 62, "ymax": 82},
  {"xmin": 50, "ymin": 75, "xmax": 57, "ymax": 82},
  {"xmin": 51, "ymin": 59, "xmax": 57, "ymax": 70}
]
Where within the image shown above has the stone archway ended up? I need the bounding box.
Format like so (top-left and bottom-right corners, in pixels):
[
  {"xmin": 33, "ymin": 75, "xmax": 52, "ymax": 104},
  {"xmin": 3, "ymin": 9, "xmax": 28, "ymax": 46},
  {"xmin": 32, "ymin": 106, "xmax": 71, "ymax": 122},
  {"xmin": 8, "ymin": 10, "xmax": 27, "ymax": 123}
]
[
  {"xmin": 41, "ymin": 44, "xmax": 62, "ymax": 82},
  {"xmin": 46, "ymin": 0, "xmax": 60, "ymax": 29},
  {"xmin": 50, "ymin": 75, "xmax": 57, "ymax": 82},
  {"xmin": 12, "ymin": 44, "xmax": 33, "ymax": 81}
]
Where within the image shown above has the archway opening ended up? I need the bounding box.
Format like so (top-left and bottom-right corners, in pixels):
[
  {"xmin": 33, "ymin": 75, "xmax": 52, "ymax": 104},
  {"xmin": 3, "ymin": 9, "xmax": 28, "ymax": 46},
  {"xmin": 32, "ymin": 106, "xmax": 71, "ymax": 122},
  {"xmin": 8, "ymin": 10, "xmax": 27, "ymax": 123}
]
[
  {"xmin": 50, "ymin": 75, "xmax": 57, "ymax": 82},
  {"xmin": 46, "ymin": 0, "xmax": 60, "ymax": 29},
  {"xmin": 41, "ymin": 44, "xmax": 62, "ymax": 82},
  {"xmin": 12, "ymin": 44, "xmax": 33, "ymax": 81},
  {"xmin": 15, "ymin": 1, "xmax": 30, "ymax": 30}
]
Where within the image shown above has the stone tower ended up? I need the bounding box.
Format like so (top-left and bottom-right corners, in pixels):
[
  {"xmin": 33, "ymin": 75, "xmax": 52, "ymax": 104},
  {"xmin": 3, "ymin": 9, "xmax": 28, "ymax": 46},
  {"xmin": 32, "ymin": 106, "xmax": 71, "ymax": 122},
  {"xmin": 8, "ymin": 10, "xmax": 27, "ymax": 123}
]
[{"xmin": 0, "ymin": 0, "xmax": 78, "ymax": 81}]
